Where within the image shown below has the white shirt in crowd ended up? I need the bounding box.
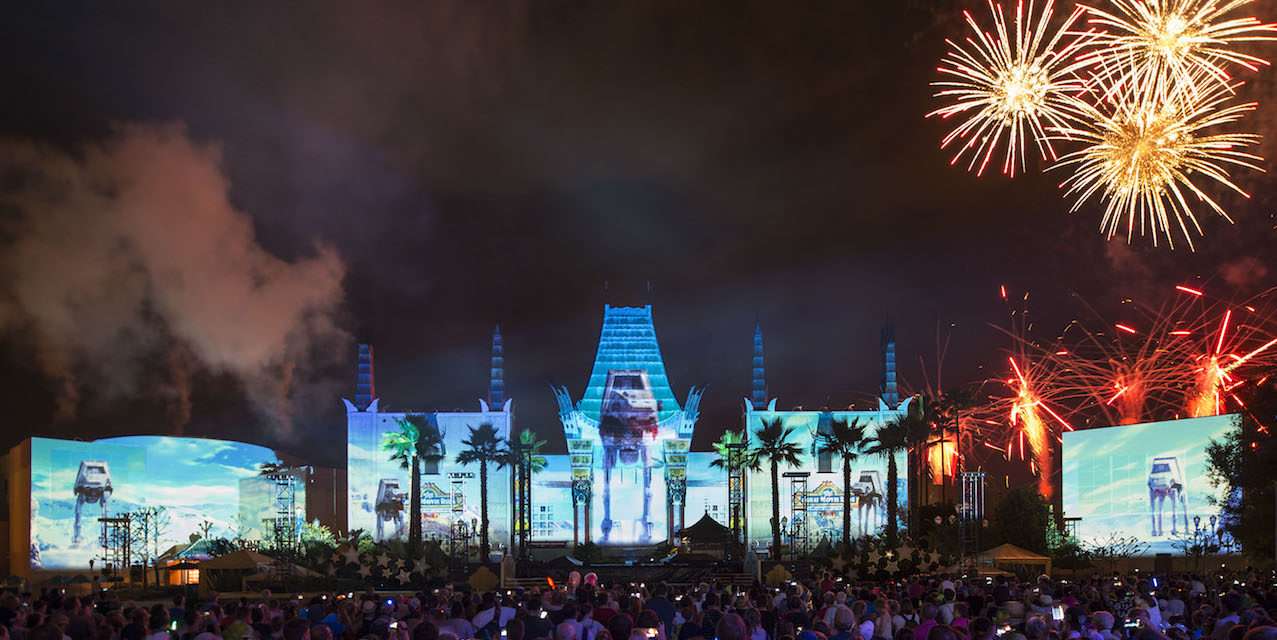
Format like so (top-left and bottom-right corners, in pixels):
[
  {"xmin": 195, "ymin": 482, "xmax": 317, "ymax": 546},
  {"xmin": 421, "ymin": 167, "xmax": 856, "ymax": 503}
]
[
  {"xmin": 472, "ymin": 605, "xmax": 517, "ymax": 630},
  {"xmin": 858, "ymin": 619, "xmax": 876, "ymax": 640}
]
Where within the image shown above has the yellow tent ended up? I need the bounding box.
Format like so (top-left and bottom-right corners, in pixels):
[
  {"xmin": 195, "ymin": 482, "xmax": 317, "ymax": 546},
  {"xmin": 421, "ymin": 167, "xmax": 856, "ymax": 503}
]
[{"xmin": 976, "ymin": 543, "xmax": 1052, "ymax": 575}]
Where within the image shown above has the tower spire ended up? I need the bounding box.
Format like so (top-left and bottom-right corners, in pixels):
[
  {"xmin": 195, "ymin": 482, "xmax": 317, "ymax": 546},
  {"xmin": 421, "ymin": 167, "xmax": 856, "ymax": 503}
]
[
  {"xmin": 488, "ymin": 325, "xmax": 505, "ymax": 408},
  {"xmin": 355, "ymin": 343, "xmax": 376, "ymax": 410},
  {"xmin": 881, "ymin": 324, "xmax": 899, "ymax": 409},
  {"xmin": 751, "ymin": 322, "xmax": 767, "ymax": 410}
]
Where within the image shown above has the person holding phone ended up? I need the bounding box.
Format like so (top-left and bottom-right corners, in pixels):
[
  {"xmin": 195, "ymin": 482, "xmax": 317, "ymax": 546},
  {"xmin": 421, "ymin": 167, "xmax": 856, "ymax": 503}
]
[{"xmin": 524, "ymin": 599, "xmax": 554, "ymax": 640}]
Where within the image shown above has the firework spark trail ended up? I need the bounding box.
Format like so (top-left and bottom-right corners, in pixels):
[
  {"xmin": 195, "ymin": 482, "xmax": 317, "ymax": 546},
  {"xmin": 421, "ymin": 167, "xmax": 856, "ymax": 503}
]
[
  {"xmin": 925, "ymin": 0, "xmax": 1277, "ymax": 250},
  {"xmin": 929, "ymin": 0, "xmax": 1100, "ymax": 176},
  {"xmin": 1049, "ymin": 294, "xmax": 1200, "ymax": 425},
  {"xmin": 1188, "ymin": 308, "xmax": 1233, "ymax": 416},
  {"xmin": 1008, "ymin": 356, "xmax": 1060, "ymax": 497},
  {"xmin": 966, "ymin": 285, "xmax": 1277, "ymax": 499},
  {"xmin": 973, "ymin": 287, "xmax": 1083, "ymax": 497},
  {"xmin": 1051, "ymin": 64, "xmax": 1264, "ymax": 250},
  {"xmin": 1039, "ymin": 287, "xmax": 1277, "ymax": 423},
  {"xmin": 1176, "ymin": 286, "xmax": 1277, "ymax": 416},
  {"xmin": 1082, "ymin": 0, "xmax": 1277, "ymax": 98}
]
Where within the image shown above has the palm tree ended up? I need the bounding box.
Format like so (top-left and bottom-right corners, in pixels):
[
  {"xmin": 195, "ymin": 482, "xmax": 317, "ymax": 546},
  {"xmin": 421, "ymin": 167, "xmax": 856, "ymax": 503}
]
[
  {"xmin": 863, "ymin": 414, "xmax": 923, "ymax": 545},
  {"xmin": 753, "ymin": 417, "xmax": 804, "ymax": 556},
  {"xmin": 383, "ymin": 414, "xmax": 445, "ymax": 551},
  {"xmin": 456, "ymin": 422, "xmax": 506, "ymax": 561},
  {"xmin": 902, "ymin": 403, "xmax": 934, "ymax": 531},
  {"xmin": 928, "ymin": 389, "xmax": 976, "ymax": 504},
  {"xmin": 709, "ymin": 429, "xmax": 760, "ymax": 472},
  {"xmin": 816, "ymin": 418, "xmax": 867, "ymax": 548},
  {"xmin": 504, "ymin": 428, "xmax": 548, "ymax": 552},
  {"xmin": 710, "ymin": 429, "xmax": 761, "ymax": 541},
  {"xmin": 258, "ymin": 460, "xmax": 287, "ymax": 476}
]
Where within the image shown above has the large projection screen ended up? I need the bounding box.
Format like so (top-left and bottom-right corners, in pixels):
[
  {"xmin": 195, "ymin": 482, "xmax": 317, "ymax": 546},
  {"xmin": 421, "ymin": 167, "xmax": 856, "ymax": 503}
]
[
  {"xmin": 30, "ymin": 436, "xmax": 301, "ymax": 570},
  {"xmin": 1061, "ymin": 414, "xmax": 1237, "ymax": 554}
]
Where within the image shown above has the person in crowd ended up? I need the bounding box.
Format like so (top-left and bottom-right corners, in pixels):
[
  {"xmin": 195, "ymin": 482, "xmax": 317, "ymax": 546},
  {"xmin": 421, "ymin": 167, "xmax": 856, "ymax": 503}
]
[
  {"xmin": 282, "ymin": 618, "xmax": 309, "ymax": 640},
  {"xmin": 913, "ymin": 605, "xmax": 938, "ymax": 640},
  {"xmin": 648, "ymin": 588, "xmax": 676, "ymax": 637},
  {"xmin": 524, "ymin": 598, "xmax": 555, "ymax": 640},
  {"xmin": 5, "ymin": 565, "xmax": 1277, "ymax": 640}
]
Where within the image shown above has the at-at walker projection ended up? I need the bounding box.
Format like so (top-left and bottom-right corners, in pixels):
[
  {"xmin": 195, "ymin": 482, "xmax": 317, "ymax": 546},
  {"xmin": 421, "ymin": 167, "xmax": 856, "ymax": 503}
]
[
  {"xmin": 598, "ymin": 370, "xmax": 660, "ymax": 544},
  {"xmin": 72, "ymin": 461, "xmax": 112, "ymax": 546},
  {"xmin": 375, "ymin": 479, "xmax": 406, "ymax": 541},
  {"xmin": 1147, "ymin": 455, "xmax": 1189, "ymax": 537},
  {"xmin": 849, "ymin": 469, "xmax": 883, "ymax": 536}
]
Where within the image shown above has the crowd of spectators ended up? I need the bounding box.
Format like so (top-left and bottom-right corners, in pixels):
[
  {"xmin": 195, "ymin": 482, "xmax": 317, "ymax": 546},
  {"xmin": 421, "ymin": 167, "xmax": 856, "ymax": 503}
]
[{"xmin": 1, "ymin": 571, "xmax": 1274, "ymax": 640}]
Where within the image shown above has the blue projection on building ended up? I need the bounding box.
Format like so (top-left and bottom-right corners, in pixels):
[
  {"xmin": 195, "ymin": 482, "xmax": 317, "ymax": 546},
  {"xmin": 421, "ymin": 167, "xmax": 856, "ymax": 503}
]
[
  {"xmin": 551, "ymin": 305, "xmax": 703, "ymax": 545},
  {"xmin": 346, "ymin": 309, "xmax": 908, "ymax": 552},
  {"xmin": 345, "ymin": 399, "xmax": 512, "ymax": 548},
  {"xmin": 742, "ymin": 402, "xmax": 910, "ymax": 550}
]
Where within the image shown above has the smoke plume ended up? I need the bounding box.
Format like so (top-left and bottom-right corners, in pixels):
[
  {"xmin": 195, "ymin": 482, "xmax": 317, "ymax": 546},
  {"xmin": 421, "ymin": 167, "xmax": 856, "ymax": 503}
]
[{"xmin": 0, "ymin": 123, "xmax": 348, "ymax": 435}]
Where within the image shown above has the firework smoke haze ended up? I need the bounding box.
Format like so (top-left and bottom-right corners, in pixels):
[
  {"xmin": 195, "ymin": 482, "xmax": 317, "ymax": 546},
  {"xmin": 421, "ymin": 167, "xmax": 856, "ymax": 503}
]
[{"xmin": 0, "ymin": 124, "xmax": 348, "ymax": 434}]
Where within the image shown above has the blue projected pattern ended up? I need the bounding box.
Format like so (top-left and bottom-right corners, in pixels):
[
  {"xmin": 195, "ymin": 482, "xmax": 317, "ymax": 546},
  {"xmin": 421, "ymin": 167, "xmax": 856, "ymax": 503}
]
[
  {"xmin": 550, "ymin": 305, "xmax": 705, "ymax": 544},
  {"xmin": 527, "ymin": 451, "xmax": 728, "ymax": 542},
  {"xmin": 346, "ymin": 404, "xmax": 511, "ymax": 547},
  {"xmin": 578, "ymin": 306, "xmax": 682, "ymax": 425},
  {"xmin": 744, "ymin": 402, "xmax": 910, "ymax": 549},
  {"xmin": 1062, "ymin": 414, "xmax": 1237, "ymax": 554},
  {"xmin": 30, "ymin": 436, "xmax": 296, "ymax": 570}
]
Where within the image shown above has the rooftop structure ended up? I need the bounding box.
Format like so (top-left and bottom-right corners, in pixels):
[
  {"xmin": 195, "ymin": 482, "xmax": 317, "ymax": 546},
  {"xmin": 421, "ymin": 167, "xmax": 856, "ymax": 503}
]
[{"xmin": 554, "ymin": 305, "xmax": 701, "ymax": 441}]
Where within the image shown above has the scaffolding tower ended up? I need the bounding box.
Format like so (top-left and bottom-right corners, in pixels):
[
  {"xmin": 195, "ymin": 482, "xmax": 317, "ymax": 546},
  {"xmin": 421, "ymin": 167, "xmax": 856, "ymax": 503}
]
[
  {"xmin": 262, "ymin": 467, "xmax": 301, "ymax": 584},
  {"xmin": 515, "ymin": 445, "xmax": 533, "ymax": 560},
  {"xmin": 449, "ymin": 472, "xmax": 474, "ymax": 564},
  {"xmin": 784, "ymin": 471, "xmax": 810, "ymax": 559},
  {"xmin": 727, "ymin": 443, "xmax": 747, "ymax": 545},
  {"xmin": 99, "ymin": 514, "xmax": 132, "ymax": 578},
  {"xmin": 958, "ymin": 471, "xmax": 986, "ymax": 560}
]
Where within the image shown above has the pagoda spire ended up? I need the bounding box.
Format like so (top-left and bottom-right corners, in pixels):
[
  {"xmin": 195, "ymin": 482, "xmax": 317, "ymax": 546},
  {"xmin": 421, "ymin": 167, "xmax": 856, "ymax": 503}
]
[
  {"xmin": 488, "ymin": 325, "xmax": 505, "ymax": 408},
  {"xmin": 355, "ymin": 343, "xmax": 376, "ymax": 410},
  {"xmin": 751, "ymin": 322, "xmax": 767, "ymax": 410},
  {"xmin": 881, "ymin": 324, "xmax": 899, "ymax": 409}
]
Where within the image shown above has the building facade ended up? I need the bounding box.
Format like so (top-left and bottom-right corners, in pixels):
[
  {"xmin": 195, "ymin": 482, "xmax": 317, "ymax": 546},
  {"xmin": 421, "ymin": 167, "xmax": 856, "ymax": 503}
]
[
  {"xmin": 345, "ymin": 306, "xmax": 906, "ymax": 553},
  {"xmin": 345, "ymin": 341, "xmax": 513, "ymax": 552}
]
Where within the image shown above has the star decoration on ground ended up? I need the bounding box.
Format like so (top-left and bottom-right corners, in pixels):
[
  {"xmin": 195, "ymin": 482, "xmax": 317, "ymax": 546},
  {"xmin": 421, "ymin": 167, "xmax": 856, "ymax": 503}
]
[{"xmin": 357, "ymin": 564, "xmax": 372, "ymax": 578}]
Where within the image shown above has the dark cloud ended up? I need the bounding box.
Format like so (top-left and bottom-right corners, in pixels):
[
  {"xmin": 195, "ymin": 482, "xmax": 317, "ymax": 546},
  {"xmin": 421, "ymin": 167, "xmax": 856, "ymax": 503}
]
[{"xmin": 0, "ymin": 124, "xmax": 348, "ymax": 441}]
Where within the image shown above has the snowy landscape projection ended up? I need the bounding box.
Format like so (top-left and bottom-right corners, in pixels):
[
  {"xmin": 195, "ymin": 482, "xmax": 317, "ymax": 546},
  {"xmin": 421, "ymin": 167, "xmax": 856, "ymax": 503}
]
[
  {"xmin": 743, "ymin": 409, "xmax": 908, "ymax": 547},
  {"xmin": 1062, "ymin": 414, "xmax": 1237, "ymax": 555},
  {"xmin": 30, "ymin": 436, "xmax": 294, "ymax": 569},
  {"xmin": 345, "ymin": 410, "xmax": 511, "ymax": 547}
]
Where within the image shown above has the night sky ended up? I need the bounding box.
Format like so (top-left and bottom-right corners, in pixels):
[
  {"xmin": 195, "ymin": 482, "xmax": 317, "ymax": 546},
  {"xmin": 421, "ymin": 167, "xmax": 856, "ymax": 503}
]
[{"xmin": 2, "ymin": 1, "xmax": 1275, "ymax": 468}]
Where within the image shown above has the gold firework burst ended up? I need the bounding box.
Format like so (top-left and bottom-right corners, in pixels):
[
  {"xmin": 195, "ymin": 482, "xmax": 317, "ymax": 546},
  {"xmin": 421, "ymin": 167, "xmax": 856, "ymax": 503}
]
[
  {"xmin": 929, "ymin": 0, "xmax": 1100, "ymax": 176},
  {"xmin": 1051, "ymin": 69, "xmax": 1263, "ymax": 250},
  {"xmin": 1083, "ymin": 0, "xmax": 1277, "ymax": 97}
]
